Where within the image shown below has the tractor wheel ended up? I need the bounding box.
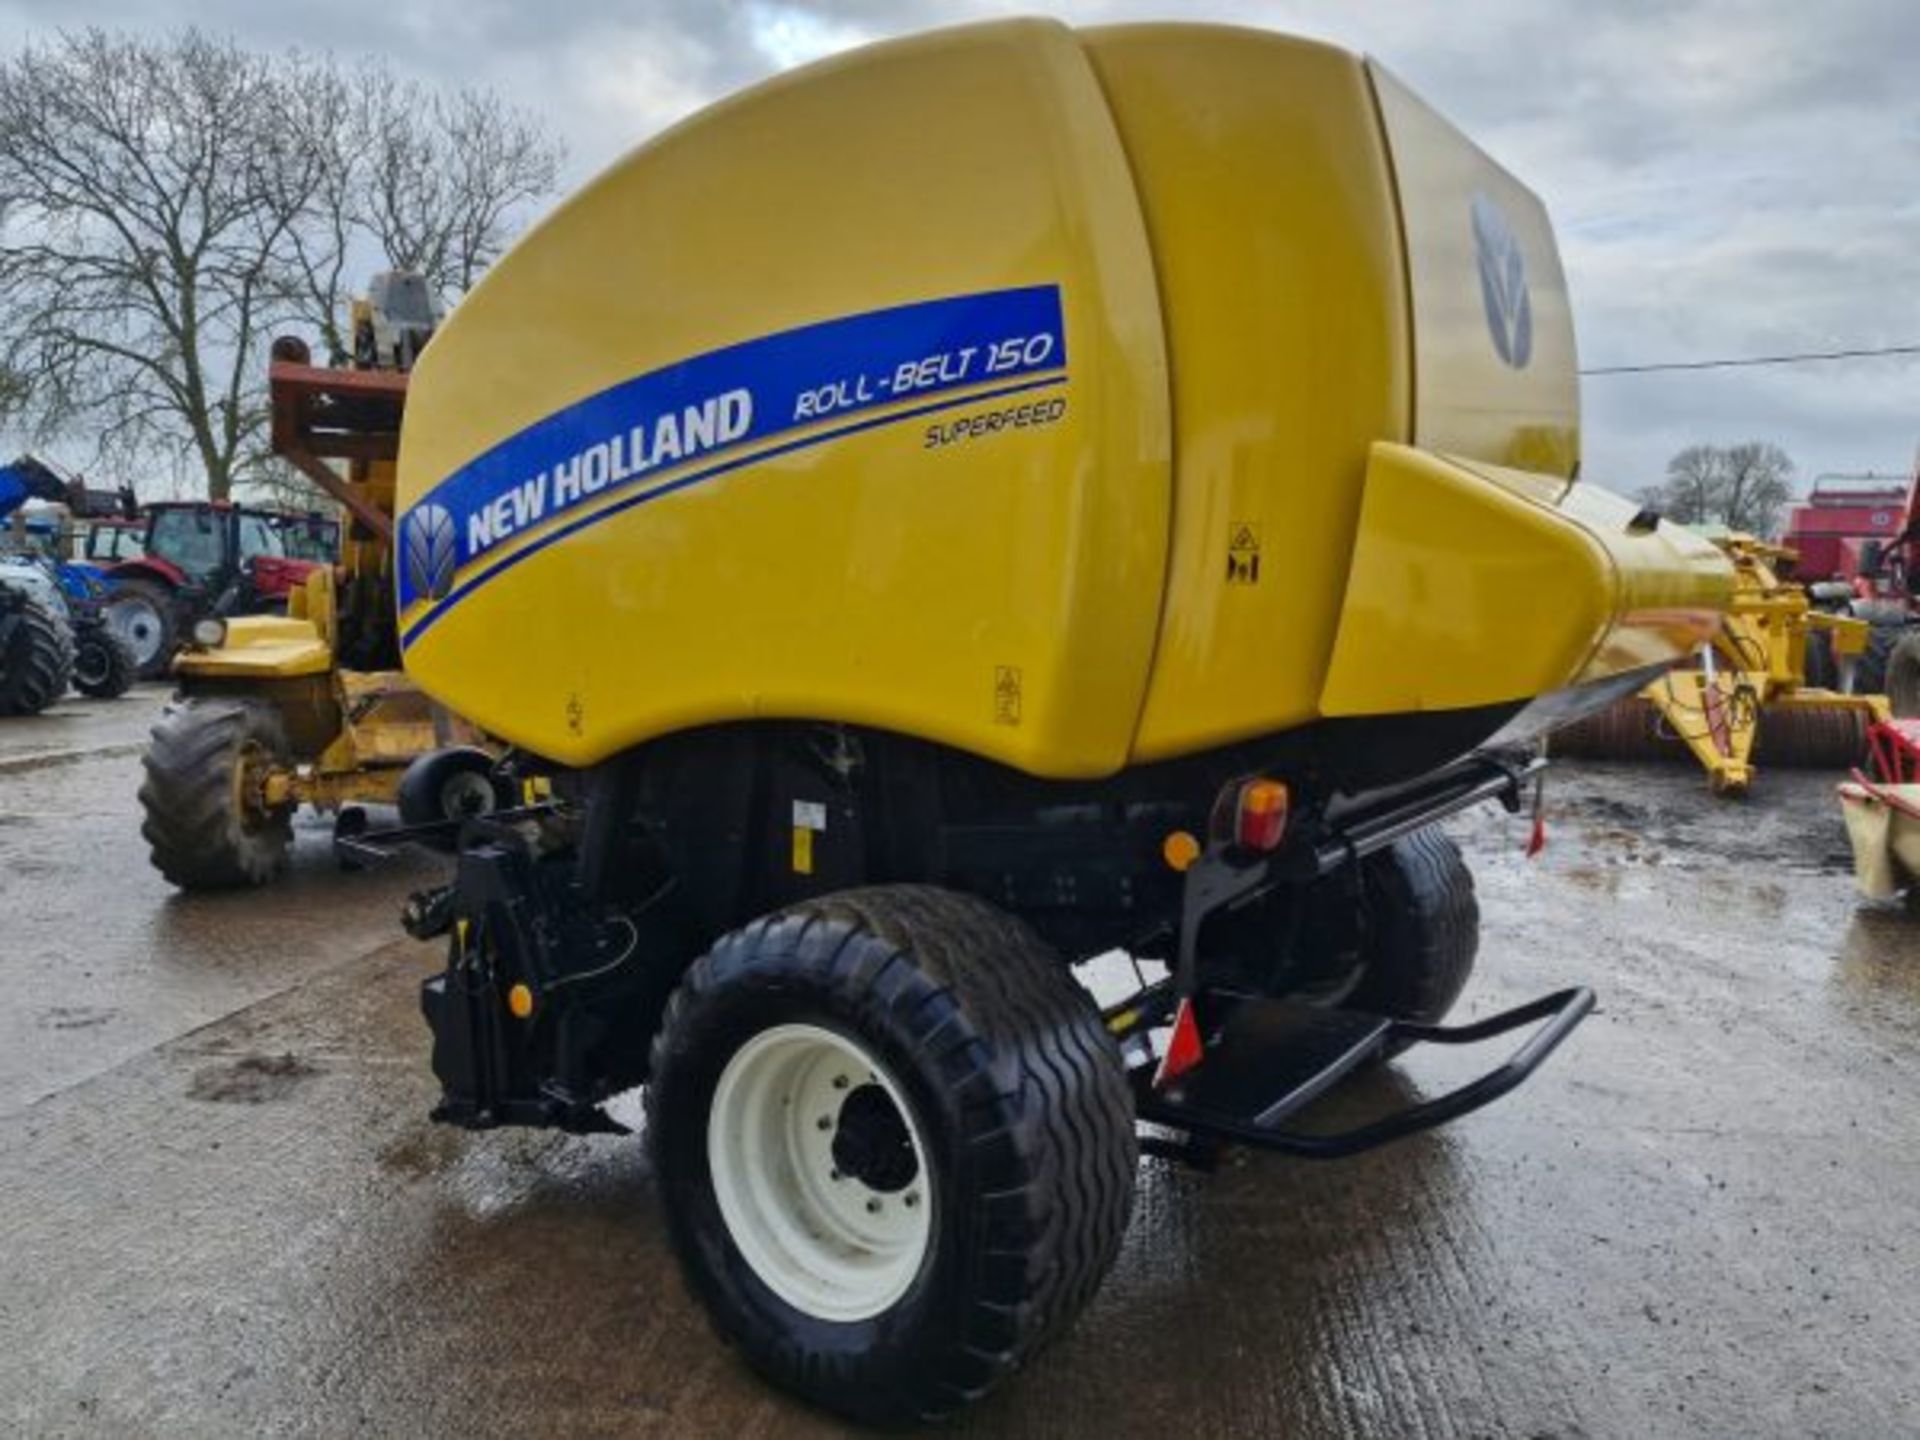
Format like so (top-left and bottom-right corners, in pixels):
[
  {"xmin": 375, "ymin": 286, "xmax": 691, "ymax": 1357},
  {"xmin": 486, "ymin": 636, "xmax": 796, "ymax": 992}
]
[
  {"xmin": 139, "ymin": 699, "xmax": 296, "ymax": 889},
  {"xmin": 71, "ymin": 620, "xmax": 137, "ymax": 699},
  {"xmin": 105, "ymin": 578, "xmax": 178, "ymax": 679},
  {"xmin": 396, "ymin": 746, "xmax": 511, "ymax": 833},
  {"xmin": 1803, "ymin": 630, "xmax": 1839, "ymax": 691},
  {"xmin": 646, "ymin": 885, "xmax": 1136, "ymax": 1425},
  {"xmin": 0, "ymin": 591, "xmax": 73, "ymax": 716},
  {"xmin": 1884, "ymin": 631, "xmax": 1920, "ymax": 718},
  {"xmin": 1853, "ymin": 621, "xmax": 1907, "ymax": 699}
]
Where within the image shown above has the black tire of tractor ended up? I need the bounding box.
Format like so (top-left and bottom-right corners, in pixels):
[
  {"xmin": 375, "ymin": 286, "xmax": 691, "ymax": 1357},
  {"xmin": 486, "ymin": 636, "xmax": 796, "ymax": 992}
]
[
  {"xmin": 106, "ymin": 577, "xmax": 179, "ymax": 679},
  {"xmin": 0, "ymin": 593, "xmax": 73, "ymax": 716},
  {"xmin": 71, "ymin": 622, "xmax": 137, "ymax": 699},
  {"xmin": 139, "ymin": 699, "xmax": 295, "ymax": 889},
  {"xmin": 645, "ymin": 885, "xmax": 1137, "ymax": 1426},
  {"xmin": 1803, "ymin": 630, "xmax": 1839, "ymax": 692},
  {"xmin": 1852, "ymin": 621, "xmax": 1907, "ymax": 699},
  {"xmin": 1883, "ymin": 631, "xmax": 1920, "ymax": 718},
  {"xmin": 1341, "ymin": 827, "xmax": 1481, "ymax": 1041}
]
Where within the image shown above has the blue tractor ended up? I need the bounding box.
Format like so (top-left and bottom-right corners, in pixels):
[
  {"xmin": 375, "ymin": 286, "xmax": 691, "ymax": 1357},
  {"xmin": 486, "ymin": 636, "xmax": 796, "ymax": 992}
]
[{"xmin": 0, "ymin": 456, "xmax": 137, "ymax": 713}]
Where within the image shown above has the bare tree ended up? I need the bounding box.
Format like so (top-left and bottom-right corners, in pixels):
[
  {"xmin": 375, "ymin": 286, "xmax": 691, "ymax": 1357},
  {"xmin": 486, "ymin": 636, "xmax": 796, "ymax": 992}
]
[
  {"xmin": 281, "ymin": 66, "xmax": 562, "ymax": 361},
  {"xmin": 1637, "ymin": 442, "xmax": 1797, "ymax": 536},
  {"xmin": 1647, "ymin": 445, "xmax": 1722, "ymax": 524},
  {"xmin": 1717, "ymin": 441, "xmax": 1795, "ymax": 536},
  {"xmin": 0, "ymin": 31, "xmax": 325, "ymax": 498},
  {"xmin": 0, "ymin": 29, "xmax": 563, "ymax": 500}
]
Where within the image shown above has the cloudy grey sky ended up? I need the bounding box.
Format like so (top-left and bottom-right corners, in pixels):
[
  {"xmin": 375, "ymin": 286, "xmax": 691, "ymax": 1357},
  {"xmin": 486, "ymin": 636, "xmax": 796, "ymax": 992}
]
[{"xmin": 4, "ymin": 0, "xmax": 1915, "ymax": 490}]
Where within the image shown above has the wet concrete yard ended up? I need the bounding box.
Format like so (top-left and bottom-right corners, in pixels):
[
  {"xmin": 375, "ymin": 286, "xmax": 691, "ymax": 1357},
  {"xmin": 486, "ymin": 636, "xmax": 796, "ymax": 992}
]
[{"xmin": 3, "ymin": 690, "xmax": 1918, "ymax": 1435}]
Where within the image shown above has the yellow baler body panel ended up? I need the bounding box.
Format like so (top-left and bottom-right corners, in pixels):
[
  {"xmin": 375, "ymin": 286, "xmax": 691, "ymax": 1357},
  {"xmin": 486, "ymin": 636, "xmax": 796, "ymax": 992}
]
[
  {"xmin": 1080, "ymin": 29, "xmax": 1412, "ymax": 760},
  {"xmin": 396, "ymin": 19, "xmax": 1170, "ymax": 775},
  {"xmin": 1320, "ymin": 444, "xmax": 1730, "ymax": 714},
  {"xmin": 1374, "ymin": 67, "xmax": 1582, "ymax": 475},
  {"xmin": 395, "ymin": 19, "xmax": 1733, "ymax": 779}
]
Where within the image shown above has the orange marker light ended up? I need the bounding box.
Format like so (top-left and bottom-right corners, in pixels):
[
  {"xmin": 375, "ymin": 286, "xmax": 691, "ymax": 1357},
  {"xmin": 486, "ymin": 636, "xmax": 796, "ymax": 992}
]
[
  {"xmin": 1162, "ymin": 829, "xmax": 1202, "ymax": 872},
  {"xmin": 1235, "ymin": 779, "xmax": 1290, "ymax": 852},
  {"xmin": 507, "ymin": 983, "xmax": 535, "ymax": 1019}
]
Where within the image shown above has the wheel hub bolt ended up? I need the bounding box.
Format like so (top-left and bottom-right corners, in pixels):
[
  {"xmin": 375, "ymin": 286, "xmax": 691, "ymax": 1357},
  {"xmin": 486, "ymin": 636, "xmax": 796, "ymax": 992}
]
[
  {"xmin": 816, "ymin": 1115, "xmax": 833, "ymax": 1131},
  {"xmin": 904, "ymin": 1192, "xmax": 920, "ymax": 1209},
  {"xmin": 865, "ymin": 1198, "xmax": 882, "ymax": 1214},
  {"xmin": 833, "ymin": 1074, "xmax": 849, "ymax": 1090}
]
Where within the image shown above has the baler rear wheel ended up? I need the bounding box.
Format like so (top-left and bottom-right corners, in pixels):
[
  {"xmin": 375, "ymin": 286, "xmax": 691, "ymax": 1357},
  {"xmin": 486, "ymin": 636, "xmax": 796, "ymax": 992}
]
[
  {"xmin": 645, "ymin": 885, "xmax": 1136, "ymax": 1425},
  {"xmin": 1342, "ymin": 827, "xmax": 1481, "ymax": 1034},
  {"xmin": 139, "ymin": 698, "xmax": 296, "ymax": 889}
]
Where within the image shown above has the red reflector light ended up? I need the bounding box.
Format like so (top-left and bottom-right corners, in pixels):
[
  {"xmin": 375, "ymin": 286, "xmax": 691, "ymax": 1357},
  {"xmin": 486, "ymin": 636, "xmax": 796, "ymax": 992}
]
[
  {"xmin": 1154, "ymin": 997, "xmax": 1205, "ymax": 1088},
  {"xmin": 1234, "ymin": 778, "xmax": 1290, "ymax": 852}
]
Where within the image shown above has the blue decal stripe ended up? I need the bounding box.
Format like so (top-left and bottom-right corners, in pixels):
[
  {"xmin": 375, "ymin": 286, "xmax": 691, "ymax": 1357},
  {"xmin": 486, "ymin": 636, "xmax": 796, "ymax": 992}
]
[
  {"xmin": 400, "ymin": 373, "xmax": 1066, "ymax": 651},
  {"xmin": 416, "ymin": 365, "xmax": 1060, "ymax": 605},
  {"xmin": 399, "ymin": 284, "xmax": 1067, "ymax": 614}
]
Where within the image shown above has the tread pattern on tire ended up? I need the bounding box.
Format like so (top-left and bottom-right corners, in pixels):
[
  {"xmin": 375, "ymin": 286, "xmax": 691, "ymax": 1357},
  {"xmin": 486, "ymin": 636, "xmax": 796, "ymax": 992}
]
[
  {"xmin": 71, "ymin": 622, "xmax": 136, "ymax": 699},
  {"xmin": 139, "ymin": 699, "xmax": 294, "ymax": 889},
  {"xmin": 0, "ymin": 591, "xmax": 73, "ymax": 716},
  {"xmin": 1346, "ymin": 826, "xmax": 1479, "ymax": 1028},
  {"xmin": 1884, "ymin": 630, "xmax": 1920, "ymax": 718},
  {"xmin": 1853, "ymin": 620, "xmax": 1906, "ymax": 699},
  {"xmin": 645, "ymin": 884, "xmax": 1137, "ymax": 1423}
]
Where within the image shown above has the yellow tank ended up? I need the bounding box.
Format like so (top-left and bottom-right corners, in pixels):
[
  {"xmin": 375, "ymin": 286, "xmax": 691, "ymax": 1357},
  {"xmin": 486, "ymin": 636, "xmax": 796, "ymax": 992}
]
[{"xmin": 395, "ymin": 18, "xmax": 1730, "ymax": 777}]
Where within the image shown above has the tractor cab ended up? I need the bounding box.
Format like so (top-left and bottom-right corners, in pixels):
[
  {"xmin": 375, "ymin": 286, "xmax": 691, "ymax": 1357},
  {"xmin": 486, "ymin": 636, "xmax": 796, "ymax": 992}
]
[{"xmin": 98, "ymin": 500, "xmax": 324, "ymax": 677}]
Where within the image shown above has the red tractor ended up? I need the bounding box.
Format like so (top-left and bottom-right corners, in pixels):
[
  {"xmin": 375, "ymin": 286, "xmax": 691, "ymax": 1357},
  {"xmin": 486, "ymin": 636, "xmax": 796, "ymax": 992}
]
[
  {"xmin": 99, "ymin": 501, "xmax": 328, "ymax": 677},
  {"xmin": 1781, "ymin": 469, "xmax": 1920, "ymax": 707}
]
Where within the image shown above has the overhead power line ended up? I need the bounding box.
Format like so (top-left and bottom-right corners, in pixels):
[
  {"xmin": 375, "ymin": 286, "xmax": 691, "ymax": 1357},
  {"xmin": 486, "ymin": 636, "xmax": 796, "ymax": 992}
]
[{"xmin": 1582, "ymin": 343, "xmax": 1920, "ymax": 376}]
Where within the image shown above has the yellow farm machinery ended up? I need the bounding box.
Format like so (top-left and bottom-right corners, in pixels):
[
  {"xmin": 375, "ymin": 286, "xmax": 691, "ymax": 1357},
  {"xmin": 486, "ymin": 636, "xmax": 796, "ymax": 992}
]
[
  {"xmin": 138, "ymin": 281, "xmax": 501, "ymax": 890},
  {"xmin": 1556, "ymin": 535, "xmax": 1887, "ymax": 792},
  {"xmin": 327, "ymin": 20, "xmax": 1738, "ymax": 1422}
]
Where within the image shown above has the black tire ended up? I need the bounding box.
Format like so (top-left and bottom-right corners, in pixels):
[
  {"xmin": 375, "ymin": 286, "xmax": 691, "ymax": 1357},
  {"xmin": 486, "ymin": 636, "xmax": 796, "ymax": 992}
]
[
  {"xmin": 1885, "ymin": 631, "xmax": 1920, "ymax": 718},
  {"xmin": 139, "ymin": 699, "xmax": 295, "ymax": 889},
  {"xmin": 1852, "ymin": 620, "xmax": 1907, "ymax": 699},
  {"xmin": 70, "ymin": 620, "xmax": 137, "ymax": 699},
  {"xmin": 1803, "ymin": 630, "xmax": 1839, "ymax": 691},
  {"xmin": 104, "ymin": 577, "xmax": 179, "ymax": 679},
  {"xmin": 1342, "ymin": 827, "xmax": 1480, "ymax": 1030},
  {"xmin": 645, "ymin": 885, "xmax": 1137, "ymax": 1425},
  {"xmin": 0, "ymin": 590, "xmax": 74, "ymax": 716},
  {"xmin": 396, "ymin": 746, "xmax": 509, "ymax": 831}
]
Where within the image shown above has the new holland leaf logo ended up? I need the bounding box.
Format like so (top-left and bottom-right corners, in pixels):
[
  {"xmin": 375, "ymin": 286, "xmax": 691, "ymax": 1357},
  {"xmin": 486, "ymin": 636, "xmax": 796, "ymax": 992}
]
[
  {"xmin": 404, "ymin": 502, "xmax": 458, "ymax": 602},
  {"xmin": 1470, "ymin": 191, "xmax": 1533, "ymax": 369}
]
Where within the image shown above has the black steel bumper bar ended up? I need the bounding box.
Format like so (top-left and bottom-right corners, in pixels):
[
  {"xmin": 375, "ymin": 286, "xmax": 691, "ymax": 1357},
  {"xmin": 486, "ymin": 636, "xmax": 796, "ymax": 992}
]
[{"xmin": 1135, "ymin": 985, "xmax": 1594, "ymax": 1160}]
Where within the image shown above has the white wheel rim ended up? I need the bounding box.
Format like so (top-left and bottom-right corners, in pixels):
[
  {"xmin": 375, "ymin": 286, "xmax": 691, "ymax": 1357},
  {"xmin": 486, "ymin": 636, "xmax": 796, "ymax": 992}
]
[
  {"xmin": 109, "ymin": 599, "xmax": 163, "ymax": 665},
  {"xmin": 707, "ymin": 1022, "xmax": 933, "ymax": 1322},
  {"xmin": 440, "ymin": 770, "xmax": 496, "ymax": 818}
]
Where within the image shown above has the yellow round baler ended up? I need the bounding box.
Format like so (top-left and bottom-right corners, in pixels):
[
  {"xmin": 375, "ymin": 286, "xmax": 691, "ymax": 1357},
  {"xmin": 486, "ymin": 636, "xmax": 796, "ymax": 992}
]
[{"xmin": 377, "ymin": 20, "xmax": 1731, "ymax": 1422}]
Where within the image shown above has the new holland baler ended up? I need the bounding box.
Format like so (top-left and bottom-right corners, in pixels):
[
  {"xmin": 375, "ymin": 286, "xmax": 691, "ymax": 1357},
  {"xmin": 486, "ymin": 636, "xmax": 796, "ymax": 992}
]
[{"xmin": 369, "ymin": 20, "xmax": 1731, "ymax": 1422}]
